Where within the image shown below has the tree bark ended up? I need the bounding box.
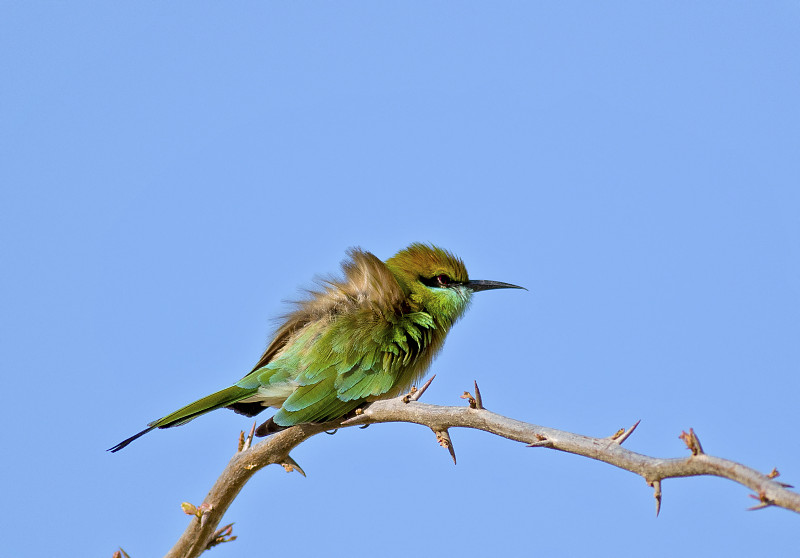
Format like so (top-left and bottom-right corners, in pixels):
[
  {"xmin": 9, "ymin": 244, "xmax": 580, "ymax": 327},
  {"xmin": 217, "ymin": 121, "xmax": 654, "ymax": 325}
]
[{"xmin": 164, "ymin": 382, "xmax": 799, "ymax": 558}]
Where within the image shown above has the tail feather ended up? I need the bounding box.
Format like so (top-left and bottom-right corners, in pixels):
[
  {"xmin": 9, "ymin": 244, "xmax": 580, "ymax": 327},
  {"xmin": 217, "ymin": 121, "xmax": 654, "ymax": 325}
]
[
  {"xmin": 107, "ymin": 426, "xmax": 157, "ymax": 453},
  {"xmin": 108, "ymin": 385, "xmax": 257, "ymax": 452}
]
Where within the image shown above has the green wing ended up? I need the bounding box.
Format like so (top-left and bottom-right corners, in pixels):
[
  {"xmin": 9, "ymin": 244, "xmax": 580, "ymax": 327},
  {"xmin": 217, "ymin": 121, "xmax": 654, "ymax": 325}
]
[{"xmin": 266, "ymin": 310, "xmax": 437, "ymax": 426}]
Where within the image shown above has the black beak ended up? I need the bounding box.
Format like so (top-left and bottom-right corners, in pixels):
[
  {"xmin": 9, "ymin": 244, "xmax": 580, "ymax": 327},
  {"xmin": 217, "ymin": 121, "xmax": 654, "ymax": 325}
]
[{"xmin": 466, "ymin": 279, "xmax": 526, "ymax": 292}]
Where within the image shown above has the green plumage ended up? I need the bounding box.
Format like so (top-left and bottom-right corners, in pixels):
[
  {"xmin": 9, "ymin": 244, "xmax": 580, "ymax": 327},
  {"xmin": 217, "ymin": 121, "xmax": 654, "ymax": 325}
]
[
  {"xmin": 152, "ymin": 385, "xmax": 257, "ymax": 428},
  {"xmin": 109, "ymin": 243, "xmax": 523, "ymax": 452}
]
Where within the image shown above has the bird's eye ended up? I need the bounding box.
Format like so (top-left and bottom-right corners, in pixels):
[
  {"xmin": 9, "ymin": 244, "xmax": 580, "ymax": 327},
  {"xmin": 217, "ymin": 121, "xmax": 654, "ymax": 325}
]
[{"xmin": 420, "ymin": 274, "xmax": 456, "ymax": 288}]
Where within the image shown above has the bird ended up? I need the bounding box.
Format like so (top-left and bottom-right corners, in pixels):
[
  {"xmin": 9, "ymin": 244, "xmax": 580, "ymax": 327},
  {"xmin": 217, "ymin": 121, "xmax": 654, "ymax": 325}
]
[{"xmin": 109, "ymin": 243, "xmax": 524, "ymax": 452}]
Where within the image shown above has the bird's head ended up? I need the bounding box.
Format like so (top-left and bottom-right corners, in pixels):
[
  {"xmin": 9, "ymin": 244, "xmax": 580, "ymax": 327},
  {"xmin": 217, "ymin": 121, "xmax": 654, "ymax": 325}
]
[{"xmin": 385, "ymin": 243, "xmax": 524, "ymax": 327}]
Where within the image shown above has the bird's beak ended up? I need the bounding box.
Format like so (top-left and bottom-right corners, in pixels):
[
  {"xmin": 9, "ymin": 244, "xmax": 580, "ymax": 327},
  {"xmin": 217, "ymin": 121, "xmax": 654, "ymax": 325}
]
[{"xmin": 466, "ymin": 279, "xmax": 526, "ymax": 292}]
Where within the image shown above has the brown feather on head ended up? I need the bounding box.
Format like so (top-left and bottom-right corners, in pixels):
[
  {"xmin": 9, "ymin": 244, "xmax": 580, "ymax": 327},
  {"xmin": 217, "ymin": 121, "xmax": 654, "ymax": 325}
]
[{"xmin": 384, "ymin": 243, "xmax": 469, "ymax": 288}]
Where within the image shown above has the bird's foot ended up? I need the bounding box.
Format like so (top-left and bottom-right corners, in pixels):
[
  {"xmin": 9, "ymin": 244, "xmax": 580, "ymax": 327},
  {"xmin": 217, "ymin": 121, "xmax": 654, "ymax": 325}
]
[{"xmin": 255, "ymin": 417, "xmax": 287, "ymax": 438}]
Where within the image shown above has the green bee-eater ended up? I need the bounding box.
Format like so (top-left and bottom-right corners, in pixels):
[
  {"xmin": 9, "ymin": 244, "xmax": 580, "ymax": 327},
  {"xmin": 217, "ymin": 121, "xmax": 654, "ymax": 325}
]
[{"xmin": 109, "ymin": 243, "xmax": 523, "ymax": 452}]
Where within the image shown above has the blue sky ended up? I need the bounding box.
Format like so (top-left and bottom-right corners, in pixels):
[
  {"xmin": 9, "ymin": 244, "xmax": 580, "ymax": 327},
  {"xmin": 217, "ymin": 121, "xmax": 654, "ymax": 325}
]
[{"xmin": 2, "ymin": 3, "xmax": 799, "ymax": 557}]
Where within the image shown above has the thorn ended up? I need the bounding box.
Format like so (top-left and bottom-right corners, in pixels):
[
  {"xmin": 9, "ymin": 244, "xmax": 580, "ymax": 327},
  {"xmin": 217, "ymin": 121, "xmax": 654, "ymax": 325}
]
[
  {"xmin": 239, "ymin": 421, "xmax": 257, "ymax": 452},
  {"xmin": 434, "ymin": 429, "xmax": 457, "ymax": 464},
  {"xmin": 767, "ymin": 467, "xmax": 780, "ymax": 479},
  {"xmin": 747, "ymin": 491, "xmax": 774, "ymax": 511},
  {"xmin": 324, "ymin": 429, "xmax": 338, "ymax": 435},
  {"xmin": 281, "ymin": 454, "xmax": 307, "ymax": 477},
  {"xmin": 679, "ymin": 428, "xmax": 704, "ymax": 455},
  {"xmin": 650, "ymin": 480, "xmax": 662, "ymax": 517},
  {"xmin": 765, "ymin": 468, "xmax": 792, "ymax": 487},
  {"xmin": 473, "ymin": 380, "xmax": 484, "ymax": 409},
  {"xmin": 113, "ymin": 549, "xmax": 131, "ymax": 558},
  {"xmin": 408, "ymin": 375, "xmax": 436, "ymax": 402},
  {"xmin": 237, "ymin": 430, "xmax": 245, "ymax": 452},
  {"xmin": 245, "ymin": 421, "xmax": 256, "ymax": 450},
  {"xmin": 526, "ymin": 433, "xmax": 553, "ymax": 448},
  {"xmin": 612, "ymin": 420, "xmax": 641, "ymax": 445},
  {"xmin": 206, "ymin": 522, "xmax": 237, "ymax": 550},
  {"xmin": 197, "ymin": 502, "xmax": 212, "ymax": 517},
  {"xmin": 747, "ymin": 503, "xmax": 771, "ymax": 511}
]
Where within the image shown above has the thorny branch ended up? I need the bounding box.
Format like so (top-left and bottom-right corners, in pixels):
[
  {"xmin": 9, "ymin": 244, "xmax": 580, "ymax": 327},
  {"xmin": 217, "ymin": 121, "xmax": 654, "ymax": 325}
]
[{"xmin": 163, "ymin": 378, "xmax": 799, "ymax": 558}]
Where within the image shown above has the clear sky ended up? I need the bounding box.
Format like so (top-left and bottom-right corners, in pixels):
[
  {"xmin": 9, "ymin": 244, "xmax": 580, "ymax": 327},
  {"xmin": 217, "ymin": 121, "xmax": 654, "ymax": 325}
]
[{"xmin": 2, "ymin": 3, "xmax": 799, "ymax": 557}]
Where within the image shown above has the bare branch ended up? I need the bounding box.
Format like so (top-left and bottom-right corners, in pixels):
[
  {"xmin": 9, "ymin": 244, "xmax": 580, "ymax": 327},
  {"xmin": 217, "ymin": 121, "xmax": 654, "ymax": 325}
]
[{"xmin": 164, "ymin": 383, "xmax": 800, "ymax": 558}]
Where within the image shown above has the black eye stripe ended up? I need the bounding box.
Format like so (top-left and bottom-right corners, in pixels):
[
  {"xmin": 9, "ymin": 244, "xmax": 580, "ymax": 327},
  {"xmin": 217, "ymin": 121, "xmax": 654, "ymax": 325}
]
[{"xmin": 420, "ymin": 274, "xmax": 455, "ymax": 288}]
